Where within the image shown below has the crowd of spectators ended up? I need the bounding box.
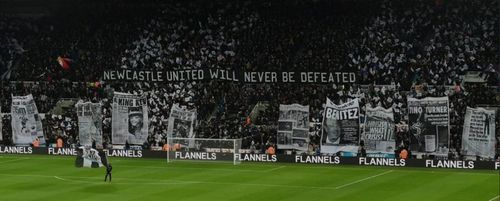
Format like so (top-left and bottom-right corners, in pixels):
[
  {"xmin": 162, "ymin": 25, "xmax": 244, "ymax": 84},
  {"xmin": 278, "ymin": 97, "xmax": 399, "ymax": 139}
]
[{"xmin": 0, "ymin": 0, "xmax": 498, "ymax": 159}]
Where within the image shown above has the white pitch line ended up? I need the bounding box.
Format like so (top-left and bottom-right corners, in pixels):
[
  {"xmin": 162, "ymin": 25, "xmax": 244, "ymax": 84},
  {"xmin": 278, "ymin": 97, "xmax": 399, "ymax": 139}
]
[
  {"xmin": 0, "ymin": 158, "xmax": 29, "ymax": 164},
  {"xmin": 2, "ymin": 173, "xmax": 338, "ymax": 190},
  {"xmin": 53, "ymin": 176, "xmax": 200, "ymax": 185},
  {"xmin": 265, "ymin": 165, "xmax": 286, "ymax": 172},
  {"xmin": 54, "ymin": 175, "xmax": 335, "ymax": 189},
  {"xmin": 488, "ymin": 195, "xmax": 500, "ymax": 201},
  {"xmin": 334, "ymin": 170, "xmax": 394, "ymax": 189}
]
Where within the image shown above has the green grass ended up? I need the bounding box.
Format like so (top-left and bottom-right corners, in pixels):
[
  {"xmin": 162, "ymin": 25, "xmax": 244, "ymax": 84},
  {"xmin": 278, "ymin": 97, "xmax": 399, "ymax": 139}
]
[{"xmin": 0, "ymin": 154, "xmax": 498, "ymax": 201}]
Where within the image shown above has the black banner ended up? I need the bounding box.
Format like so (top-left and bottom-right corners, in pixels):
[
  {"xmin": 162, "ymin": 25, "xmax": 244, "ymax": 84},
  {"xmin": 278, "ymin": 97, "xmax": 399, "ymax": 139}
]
[
  {"xmin": 103, "ymin": 69, "xmax": 357, "ymax": 83},
  {"xmin": 0, "ymin": 146, "xmax": 33, "ymax": 154}
]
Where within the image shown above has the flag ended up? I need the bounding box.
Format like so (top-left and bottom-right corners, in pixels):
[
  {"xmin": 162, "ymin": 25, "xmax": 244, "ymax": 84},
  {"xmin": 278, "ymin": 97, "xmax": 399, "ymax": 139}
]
[
  {"xmin": 75, "ymin": 146, "xmax": 107, "ymax": 168},
  {"xmin": 244, "ymin": 116, "xmax": 251, "ymax": 127},
  {"xmin": 57, "ymin": 56, "xmax": 72, "ymax": 70}
]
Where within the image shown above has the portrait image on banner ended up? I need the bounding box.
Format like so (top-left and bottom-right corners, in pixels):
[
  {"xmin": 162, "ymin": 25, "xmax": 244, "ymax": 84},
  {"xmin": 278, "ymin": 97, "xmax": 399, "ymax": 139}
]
[
  {"xmin": 320, "ymin": 98, "xmax": 360, "ymax": 154},
  {"xmin": 111, "ymin": 92, "xmax": 148, "ymax": 145},
  {"xmin": 362, "ymin": 106, "xmax": 395, "ymax": 155},
  {"xmin": 277, "ymin": 104, "xmax": 309, "ymax": 150},
  {"xmin": 407, "ymin": 97, "xmax": 449, "ymax": 153},
  {"xmin": 167, "ymin": 104, "xmax": 197, "ymax": 138},
  {"xmin": 76, "ymin": 102, "xmax": 102, "ymax": 147},
  {"xmin": 11, "ymin": 94, "xmax": 45, "ymax": 145},
  {"xmin": 461, "ymin": 107, "xmax": 496, "ymax": 159}
]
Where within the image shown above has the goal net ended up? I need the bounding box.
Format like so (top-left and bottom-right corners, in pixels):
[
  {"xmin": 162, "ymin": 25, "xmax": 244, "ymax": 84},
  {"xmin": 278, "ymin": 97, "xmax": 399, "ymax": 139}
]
[{"xmin": 166, "ymin": 138, "xmax": 242, "ymax": 165}]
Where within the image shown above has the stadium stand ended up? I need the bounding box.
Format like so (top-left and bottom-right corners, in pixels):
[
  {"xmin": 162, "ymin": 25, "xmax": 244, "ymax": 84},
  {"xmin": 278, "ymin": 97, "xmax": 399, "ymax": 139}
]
[{"xmin": 0, "ymin": 0, "xmax": 498, "ymax": 160}]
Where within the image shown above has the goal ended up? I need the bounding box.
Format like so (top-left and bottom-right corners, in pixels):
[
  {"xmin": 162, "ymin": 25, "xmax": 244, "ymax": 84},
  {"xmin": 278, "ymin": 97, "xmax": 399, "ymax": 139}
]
[{"xmin": 166, "ymin": 138, "xmax": 242, "ymax": 165}]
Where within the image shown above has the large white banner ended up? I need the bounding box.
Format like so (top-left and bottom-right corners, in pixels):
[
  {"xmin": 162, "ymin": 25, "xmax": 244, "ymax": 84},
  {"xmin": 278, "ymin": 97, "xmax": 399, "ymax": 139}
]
[
  {"xmin": 408, "ymin": 97, "xmax": 449, "ymax": 154},
  {"xmin": 277, "ymin": 104, "xmax": 309, "ymax": 150},
  {"xmin": 11, "ymin": 94, "xmax": 44, "ymax": 145},
  {"xmin": 167, "ymin": 104, "xmax": 197, "ymax": 138},
  {"xmin": 462, "ymin": 107, "xmax": 496, "ymax": 159},
  {"xmin": 76, "ymin": 102, "xmax": 102, "ymax": 147},
  {"xmin": 321, "ymin": 98, "xmax": 360, "ymax": 154},
  {"xmin": 111, "ymin": 92, "xmax": 148, "ymax": 145},
  {"xmin": 0, "ymin": 107, "xmax": 2, "ymax": 141},
  {"xmin": 362, "ymin": 106, "xmax": 395, "ymax": 155}
]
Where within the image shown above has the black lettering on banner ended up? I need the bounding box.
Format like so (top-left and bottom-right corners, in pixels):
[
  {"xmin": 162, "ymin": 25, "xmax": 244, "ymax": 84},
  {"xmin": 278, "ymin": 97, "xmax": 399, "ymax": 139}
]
[{"xmin": 325, "ymin": 108, "xmax": 359, "ymax": 120}]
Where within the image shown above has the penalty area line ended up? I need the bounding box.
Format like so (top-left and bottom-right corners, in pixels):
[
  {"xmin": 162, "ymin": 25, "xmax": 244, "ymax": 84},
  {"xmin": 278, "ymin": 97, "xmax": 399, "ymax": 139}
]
[
  {"xmin": 488, "ymin": 195, "xmax": 500, "ymax": 201},
  {"xmin": 334, "ymin": 170, "xmax": 393, "ymax": 190},
  {"xmin": 265, "ymin": 166, "xmax": 286, "ymax": 172}
]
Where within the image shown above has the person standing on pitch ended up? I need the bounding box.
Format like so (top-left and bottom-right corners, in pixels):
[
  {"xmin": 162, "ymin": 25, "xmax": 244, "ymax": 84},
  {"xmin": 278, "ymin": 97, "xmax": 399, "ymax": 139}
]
[{"xmin": 104, "ymin": 163, "xmax": 112, "ymax": 182}]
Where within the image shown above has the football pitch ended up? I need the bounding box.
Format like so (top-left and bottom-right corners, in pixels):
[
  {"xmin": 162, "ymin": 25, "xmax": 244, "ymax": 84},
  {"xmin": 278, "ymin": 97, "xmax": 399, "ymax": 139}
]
[{"xmin": 0, "ymin": 155, "xmax": 498, "ymax": 201}]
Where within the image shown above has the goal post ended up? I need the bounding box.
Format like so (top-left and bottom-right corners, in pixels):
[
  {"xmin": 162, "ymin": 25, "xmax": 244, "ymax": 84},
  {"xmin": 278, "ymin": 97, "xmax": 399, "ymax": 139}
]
[{"xmin": 166, "ymin": 138, "xmax": 242, "ymax": 165}]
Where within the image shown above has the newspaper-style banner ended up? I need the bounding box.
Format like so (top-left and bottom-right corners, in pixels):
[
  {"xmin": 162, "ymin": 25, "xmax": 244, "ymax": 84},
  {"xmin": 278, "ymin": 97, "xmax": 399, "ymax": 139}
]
[
  {"xmin": 362, "ymin": 106, "xmax": 395, "ymax": 156},
  {"xmin": 11, "ymin": 94, "xmax": 45, "ymax": 145},
  {"xmin": 76, "ymin": 102, "xmax": 103, "ymax": 147},
  {"xmin": 111, "ymin": 92, "xmax": 149, "ymax": 145},
  {"xmin": 167, "ymin": 104, "xmax": 197, "ymax": 138},
  {"xmin": 462, "ymin": 107, "xmax": 496, "ymax": 159},
  {"xmin": 0, "ymin": 107, "xmax": 2, "ymax": 141},
  {"xmin": 277, "ymin": 104, "xmax": 310, "ymax": 150},
  {"xmin": 103, "ymin": 69, "xmax": 357, "ymax": 84},
  {"xmin": 408, "ymin": 97, "xmax": 449, "ymax": 154},
  {"xmin": 321, "ymin": 98, "xmax": 360, "ymax": 154}
]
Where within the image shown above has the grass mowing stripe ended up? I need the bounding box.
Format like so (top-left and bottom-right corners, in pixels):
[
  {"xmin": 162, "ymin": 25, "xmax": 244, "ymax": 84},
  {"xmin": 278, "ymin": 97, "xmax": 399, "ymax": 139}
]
[
  {"xmin": 1, "ymin": 172, "xmax": 341, "ymax": 190},
  {"xmin": 334, "ymin": 170, "xmax": 394, "ymax": 189},
  {"xmin": 118, "ymin": 164, "xmax": 267, "ymax": 172},
  {"xmin": 53, "ymin": 176, "xmax": 202, "ymax": 185}
]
